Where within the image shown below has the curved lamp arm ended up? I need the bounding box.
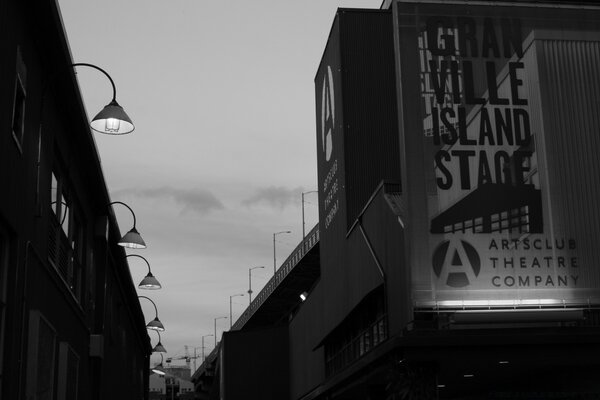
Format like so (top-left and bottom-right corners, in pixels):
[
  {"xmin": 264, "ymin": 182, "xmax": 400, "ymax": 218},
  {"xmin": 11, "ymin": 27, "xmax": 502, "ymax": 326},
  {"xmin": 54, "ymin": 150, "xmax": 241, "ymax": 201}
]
[
  {"xmin": 126, "ymin": 254, "xmax": 151, "ymax": 274},
  {"xmin": 138, "ymin": 295, "xmax": 159, "ymax": 318},
  {"xmin": 109, "ymin": 201, "xmax": 137, "ymax": 228},
  {"xmin": 152, "ymin": 330, "xmax": 167, "ymax": 352},
  {"xmin": 152, "ymin": 353, "xmax": 167, "ymax": 374},
  {"xmin": 71, "ymin": 62, "xmax": 117, "ymax": 102},
  {"xmin": 139, "ymin": 295, "xmax": 165, "ymax": 331},
  {"xmin": 70, "ymin": 62, "xmax": 134, "ymax": 134},
  {"xmin": 109, "ymin": 201, "xmax": 146, "ymax": 249},
  {"xmin": 128, "ymin": 254, "xmax": 161, "ymax": 290}
]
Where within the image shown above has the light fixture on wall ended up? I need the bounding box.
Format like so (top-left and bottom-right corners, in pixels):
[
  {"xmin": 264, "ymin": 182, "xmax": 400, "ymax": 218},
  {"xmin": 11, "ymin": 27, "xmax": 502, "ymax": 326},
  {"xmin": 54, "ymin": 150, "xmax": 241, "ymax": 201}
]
[
  {"xmin": 152, "ymin": 330, "xmax": 167, "ymax": 353},
  {"xmin": 126, "ymin": 254, "xmax": 161, "ymax": 290},
  {"xmin": 152, "ymin": 354, "xmax": 166, "ymax": 375},
  {"xmin": 139, "ymin": 295, "xmax": 165, "ymax": 331},
  {"xmin": 109, "ymin": 201, "xmax": 146, "ymax": 249},
  {"xmin": 71, "ymin": 63, "xmax": 134, "ymax": 134},
  {"xmin": 300, "ymin": 291, "xmax": 308, "ymax": 302}
]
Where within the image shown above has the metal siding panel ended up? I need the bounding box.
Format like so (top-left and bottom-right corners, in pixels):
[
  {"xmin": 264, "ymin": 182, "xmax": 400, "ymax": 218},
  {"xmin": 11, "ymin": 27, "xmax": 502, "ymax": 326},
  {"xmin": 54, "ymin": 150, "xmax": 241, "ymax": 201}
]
[
  {"xmin": 305, "ymin": 11, "xmax": 400, "ymax": 398},
  {"xmin": 315, "ymin": 12, "xmax": 349, "ymax": 319},
  {"xmin": 340, "ymin": 11, "xmax": 401, "ymax": 228},
  {"xmin": 315, "ymin": 10, "xmax": 397, "ymax": 343},
  {"xmin": 537, "ymin": 36, "xmax": 600, "ymax": 293},
  {"xmin": 361, "ymin": 186, "xmax": 411, "ymax": 336},
  {"xmin": 289, "ymin": 295, "xmax": 326, "ymax": 399}
]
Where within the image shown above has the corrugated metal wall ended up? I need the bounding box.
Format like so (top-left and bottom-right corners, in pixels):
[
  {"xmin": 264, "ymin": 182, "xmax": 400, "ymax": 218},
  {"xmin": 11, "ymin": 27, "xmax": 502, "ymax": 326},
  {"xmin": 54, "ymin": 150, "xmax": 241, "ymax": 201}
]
[
  {"xmin": 339, "ymin": 10, "xmax": 401, "ymax": 229},
  {"xmin": 313, "ymin": 8, "xmax": 399, "ymax": 348},
  {"xmin": 536, "ymin": 33, "xmax": 600, "ymax": 294},
  {"xmin": 294, "ymin": 9, "xmax": 402, "ymax": 400}
]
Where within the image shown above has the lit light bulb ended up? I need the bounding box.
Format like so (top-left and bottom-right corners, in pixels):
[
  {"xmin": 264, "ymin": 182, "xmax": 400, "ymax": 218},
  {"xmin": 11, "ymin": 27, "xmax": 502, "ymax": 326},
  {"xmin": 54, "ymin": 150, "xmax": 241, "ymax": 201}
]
[{"xmin": 105, "ymin": 118, "xmax": 121, "ymax": 133}]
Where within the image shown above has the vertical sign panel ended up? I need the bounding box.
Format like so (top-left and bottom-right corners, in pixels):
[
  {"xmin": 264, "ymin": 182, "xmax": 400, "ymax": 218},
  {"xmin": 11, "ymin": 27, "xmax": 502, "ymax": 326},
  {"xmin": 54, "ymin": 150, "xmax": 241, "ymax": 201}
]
[{"xmin": 393, "ymin": 1, "xmax": 600, "ymax": 308}]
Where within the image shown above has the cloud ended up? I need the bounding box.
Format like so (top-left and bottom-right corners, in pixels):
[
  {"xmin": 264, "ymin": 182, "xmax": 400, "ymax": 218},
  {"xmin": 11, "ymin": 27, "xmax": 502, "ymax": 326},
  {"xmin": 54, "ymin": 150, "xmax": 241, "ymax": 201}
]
[
  {"xmin": 114, "ymin": 186, "xmax": 224, "ymax": 215},
  {"xmin": 242, "ymin": 186, "xmax": 304, "ymax": 209}
]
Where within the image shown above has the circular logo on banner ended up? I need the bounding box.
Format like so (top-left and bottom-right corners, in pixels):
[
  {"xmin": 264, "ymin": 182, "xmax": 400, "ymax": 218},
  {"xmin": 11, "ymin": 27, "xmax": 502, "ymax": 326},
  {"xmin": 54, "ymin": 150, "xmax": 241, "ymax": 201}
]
[
  {"xmin": 321, "ymin": 65, "xmax": 334, "ymax": 162},
  {"xmin": 432, "ymin": 239, "xmax": 481, "ymax": 287}
]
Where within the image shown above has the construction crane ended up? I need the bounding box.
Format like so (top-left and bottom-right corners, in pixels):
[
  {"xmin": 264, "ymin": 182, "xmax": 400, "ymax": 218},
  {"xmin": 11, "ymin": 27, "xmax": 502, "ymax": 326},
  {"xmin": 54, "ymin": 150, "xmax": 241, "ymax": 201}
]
[{"xmin": 166, "ymin": 345, "xmax": 202, "ymax": 372}]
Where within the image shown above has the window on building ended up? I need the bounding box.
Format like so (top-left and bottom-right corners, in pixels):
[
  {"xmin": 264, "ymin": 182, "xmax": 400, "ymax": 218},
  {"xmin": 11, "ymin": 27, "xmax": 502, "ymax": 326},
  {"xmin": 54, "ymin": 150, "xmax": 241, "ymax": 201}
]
[
  {"xmin": 56, "ymin": 342, "xmax": 79, "ymax": 400},
  {"xmin": 70, "ymin": 212, "xmax": 84, "ymax": 301},
  {"xmin": 0, "ymin": 230, "xmax": 8, "ymax": 395},
  {"xmin": 26, "ymin": 311, "xmax": 57, "ymax": 400},
  {"xmin": 12, "ymin": 47, "xmax": 27, "ymax": 151},
  {"xmin": 49, "ymin": 168, "xmax": 86, "ymax": 303},
  {"xmin": 324, "ymin": 288, "xmax": 387, "ymax": 377}
]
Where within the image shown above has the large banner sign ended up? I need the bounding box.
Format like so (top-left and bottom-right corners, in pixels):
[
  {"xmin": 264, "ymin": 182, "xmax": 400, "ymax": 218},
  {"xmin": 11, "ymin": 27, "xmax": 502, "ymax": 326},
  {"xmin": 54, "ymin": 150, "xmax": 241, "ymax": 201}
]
[{"xmin": 393, "ymin": 1, "xmax": 600, "ymax": 307}]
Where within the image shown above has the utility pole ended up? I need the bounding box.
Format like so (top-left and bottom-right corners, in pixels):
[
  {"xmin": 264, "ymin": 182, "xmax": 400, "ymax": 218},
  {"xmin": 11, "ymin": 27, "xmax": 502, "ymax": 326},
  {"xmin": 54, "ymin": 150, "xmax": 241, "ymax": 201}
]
[
  {"xmin": 302, "ymin": 191, "xmax": 317, "ymax": 240},
  {"xmin": 201, "ymin": 334, "xmax": 213, "ymax": 363}
]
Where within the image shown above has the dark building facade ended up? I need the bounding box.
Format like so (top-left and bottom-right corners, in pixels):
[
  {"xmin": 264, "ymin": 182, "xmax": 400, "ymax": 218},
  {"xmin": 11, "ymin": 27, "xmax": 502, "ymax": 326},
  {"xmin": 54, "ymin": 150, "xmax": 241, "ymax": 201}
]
[
  {"xmin": 194, "ymin": 2, "xmax": 600, "ymax": 399},
  {"xmin": 0, "ymin": 0, "xmax": 151, "ymax": 399}
]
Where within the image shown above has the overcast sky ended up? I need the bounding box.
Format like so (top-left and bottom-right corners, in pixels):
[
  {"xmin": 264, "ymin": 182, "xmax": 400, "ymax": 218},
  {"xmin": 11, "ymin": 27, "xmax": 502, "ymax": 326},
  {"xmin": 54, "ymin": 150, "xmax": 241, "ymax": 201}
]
[{"xmin": 57, "ymin": 0, "xmax": 379, "ymax": 369}]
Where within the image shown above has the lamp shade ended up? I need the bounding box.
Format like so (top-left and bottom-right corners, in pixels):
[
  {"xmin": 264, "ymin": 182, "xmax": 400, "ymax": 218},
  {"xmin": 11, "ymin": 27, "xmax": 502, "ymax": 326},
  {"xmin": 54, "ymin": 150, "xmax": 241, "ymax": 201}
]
[
  {"xmin": 153, "ymin": 341, "xmax": 167, "ymax": 353},
  {"xmin": 152, "ymin": 353, "xmax": 166, "ymax": 375},
  {"xmin": 118, "ymin": 227, "xmax": 146, "ymax": 249},
  {"xmin": 146, "ymin": 317, "xmax": 165, "ymax": 332},
  {"xmin": 90, "ymin": 100, "xmax": 134, "ymax": 134},
  {"xmin": 139, "ymin": 272, "xmax": 162, "ymax": 290},
  {"xmin": 151, "ymin": 367, "xmax": 166, "ymax": 376}
]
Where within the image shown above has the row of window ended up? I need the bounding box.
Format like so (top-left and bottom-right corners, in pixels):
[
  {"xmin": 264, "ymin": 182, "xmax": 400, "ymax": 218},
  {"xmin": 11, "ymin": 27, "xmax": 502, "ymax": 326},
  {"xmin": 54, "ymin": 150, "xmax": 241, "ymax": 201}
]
[
  {"xmin": 49, "ymin": 170, "xmax": 86, "ymax": 304},
  {"xmin": 26, "ymin": 310, "xmax": 80, "ymax": 400},
  {"xmin": 0, "ymin": 233, "xmax": 7, "ymax": 396},
  {"xmin": 10, "ymin": 45, "xmax": 88, "ymax": 306},
  {"xmin": 442, "ymin": 205, "xmax": 532, "ymax": 235},
  {"xmin": 7, "ymin": 39, "xmax": 146, "ymax": 399},
  {"xmin": 324, "ymin": 291, "xmax": 387, "ymax": 377},
  {"xmin": 8, "ymin": 44, "xmax": 86, "ymax": 400},
  {"xmin": 12, "ymin": 47, "xmax": 27, "ymax": 153},
  {"xmin": 325, "ymin": 317, "xmax": 387, "ymax": 377}
]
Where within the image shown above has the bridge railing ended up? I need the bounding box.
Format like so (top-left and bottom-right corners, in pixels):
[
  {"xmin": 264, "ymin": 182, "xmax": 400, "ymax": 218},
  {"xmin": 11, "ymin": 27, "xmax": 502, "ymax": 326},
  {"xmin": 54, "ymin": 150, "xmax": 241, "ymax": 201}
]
[{"xmin": 231, "ymin": 224, "xmax": 319, "ymax": 331}]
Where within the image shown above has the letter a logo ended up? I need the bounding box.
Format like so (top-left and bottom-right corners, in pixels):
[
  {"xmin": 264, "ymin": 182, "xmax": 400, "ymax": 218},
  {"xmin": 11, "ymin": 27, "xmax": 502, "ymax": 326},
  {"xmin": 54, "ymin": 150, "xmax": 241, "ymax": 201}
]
[
  {"xmin": 432, "ymin": 239, "xmax": 481, "ymax": 287},
  {"xmin": 321, "ymin": 66, "xmax": 334, "ymax": 162}
]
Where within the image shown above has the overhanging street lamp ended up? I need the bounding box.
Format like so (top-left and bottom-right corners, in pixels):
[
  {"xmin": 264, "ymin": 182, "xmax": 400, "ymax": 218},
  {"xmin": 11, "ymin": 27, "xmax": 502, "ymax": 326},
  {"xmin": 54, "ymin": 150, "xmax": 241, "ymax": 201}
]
[
  {"xmin": 109, "ymin": 201, "xmax": 146, "ymax": 249},
  {"xmin": 126, "ymin": 254, "xmax": 162, "ymax": 290},
  {"xmin": 229, "ymin": 294, "xmax": 244, "ymax": 328},
  {"xmin": 139, "ymin": 295, "xmax": 165, "ymax": 331},
  {"xmin": 273, "ymin": 230, "xmax": 291, "ymax": 275},
  {"xmin": 152, "ymin": 354, "xmax": 166, "ymax": 375},
  {"xmin": 72, "ymin": 63, "xmax": 135, "ymax": 134},
  {"xmin": 152, "ymin": 330, "xmax": 167, "ymax": 353},
  {"xmin": 248, "ymin": 266, "xmax": 265, "ymax": 305},
  {"xmin": 36, "ymin": 63, "xmax": 134, "ymax": 213},
  {"xmin": 214, "ymin": 316, "xmax": 227, "ymax": 347}
]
